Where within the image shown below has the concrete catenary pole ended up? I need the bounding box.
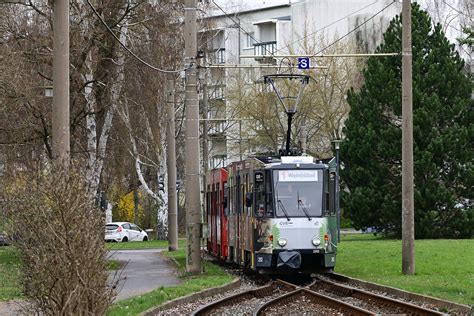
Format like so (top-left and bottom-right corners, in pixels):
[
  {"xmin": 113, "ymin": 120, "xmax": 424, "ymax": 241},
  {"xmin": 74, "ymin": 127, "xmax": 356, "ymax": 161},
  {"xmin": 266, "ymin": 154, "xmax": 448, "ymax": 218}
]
[
  {"xmin": 166, "ymin": 79, "xmax": 178, "ymax": 251},
  {"xmin": 52, "ymin": 0, "xmax": 70, "ymax": 162},
  {"xmin": 201, "ymin": 69, "xmax": 209, "ymax": 224},
  {"xmin": 402, "ymin": 0, "xmax": 415, "ymax": 275},
  {"xmin": 184, "ymin": 0, "xmax": 201, "ymax": 273}
]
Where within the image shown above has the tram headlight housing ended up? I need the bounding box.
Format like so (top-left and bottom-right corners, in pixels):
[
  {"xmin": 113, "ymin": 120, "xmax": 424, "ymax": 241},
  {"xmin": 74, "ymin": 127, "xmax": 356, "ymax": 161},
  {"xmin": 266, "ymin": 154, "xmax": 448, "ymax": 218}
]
[
  {"xmin": 278, "ymin": 238, "xmax": 287, "ymax": 247},
  {"xmin": 312, "ymin": 237, "xmax": 321, "ymax": 247}
]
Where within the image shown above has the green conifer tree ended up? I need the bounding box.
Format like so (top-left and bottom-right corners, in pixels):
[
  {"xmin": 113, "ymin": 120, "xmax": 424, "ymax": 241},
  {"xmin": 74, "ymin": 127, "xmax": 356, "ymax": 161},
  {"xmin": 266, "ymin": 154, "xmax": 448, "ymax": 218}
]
[{"xmin": 341, "ymin": 3, "xmax": 473, "ymax": 238}]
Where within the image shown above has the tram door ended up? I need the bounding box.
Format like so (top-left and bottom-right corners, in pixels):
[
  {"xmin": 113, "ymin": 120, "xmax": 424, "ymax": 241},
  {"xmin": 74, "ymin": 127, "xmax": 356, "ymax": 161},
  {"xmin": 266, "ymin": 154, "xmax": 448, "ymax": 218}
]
[
  {"xmin": 216, "ymin": 183, "xmax": 221, "ymax": 256},
  {"xmin": 236, "ymin": 174, "xmax": 241, "ymax": 264},
  {"xmin": 206, "ymin": 184, "xmax": 211, "ymax": 251},
  {"xmin": 212, "ymin": 182, "xmax": 217, "ymax": 254},
  {"xmin": 222, "ymin": 180, "xmax": 229, "ymax": 258}
]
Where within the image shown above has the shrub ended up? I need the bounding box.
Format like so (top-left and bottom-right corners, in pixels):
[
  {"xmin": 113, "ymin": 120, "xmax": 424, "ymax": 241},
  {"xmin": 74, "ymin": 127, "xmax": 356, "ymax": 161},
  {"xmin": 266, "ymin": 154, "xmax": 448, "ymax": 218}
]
[{"xmin": 6, "ymin": 164, "xmax": 117, "ymax": 315}]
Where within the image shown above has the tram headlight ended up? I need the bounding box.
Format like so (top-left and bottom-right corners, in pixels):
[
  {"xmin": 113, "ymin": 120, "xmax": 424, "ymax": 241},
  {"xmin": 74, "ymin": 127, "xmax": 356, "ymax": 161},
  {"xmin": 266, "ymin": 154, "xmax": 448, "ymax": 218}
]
[
  {"xmin": 312, "ymin": 237, "xmax": 321, "ymax": 246},
  {"xmin": 278, "ymin": 238, "xmax": 287, "ymax": 247}
]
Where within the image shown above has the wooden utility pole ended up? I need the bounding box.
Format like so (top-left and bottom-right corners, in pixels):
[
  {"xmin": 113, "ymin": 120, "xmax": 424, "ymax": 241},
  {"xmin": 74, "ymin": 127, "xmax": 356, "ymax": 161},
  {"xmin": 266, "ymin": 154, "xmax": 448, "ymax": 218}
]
[
  {"xmin": 52, "ymin": 0, "xmax": 70, "ymax": 162},
  {"xmin": 184, "ymin": 0, "xmax": 201, "ymax": 273},
  {"xmin": 402, "ymin": 0, "xmax": 415, "ymax": 275},
  {"xmin": 166, "ymin": 79, "xmax": 178, "ymax": 251}
]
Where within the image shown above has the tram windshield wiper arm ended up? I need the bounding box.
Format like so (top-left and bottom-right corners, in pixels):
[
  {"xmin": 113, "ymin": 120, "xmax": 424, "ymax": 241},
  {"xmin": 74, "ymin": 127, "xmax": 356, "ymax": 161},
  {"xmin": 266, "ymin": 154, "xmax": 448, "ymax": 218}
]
[
  {"xmin": 298, "ymin": 199, "xmax": 312, "ymax": 221},
  {"xmin": 277, "ymin": 199, "xmax": 291, "ymax": 221}
]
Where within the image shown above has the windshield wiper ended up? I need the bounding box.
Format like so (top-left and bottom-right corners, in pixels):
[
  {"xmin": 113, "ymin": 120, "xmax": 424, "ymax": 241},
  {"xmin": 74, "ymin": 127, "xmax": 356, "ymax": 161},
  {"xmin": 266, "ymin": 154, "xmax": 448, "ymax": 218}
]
[
  {"xmin": 298, "ymin": 199, "xmax": 312, "ymax": 221},
  {"xmin": 297, "ymin": 190, "xmax": 312, "ymax": 221},
  {"xmin": 277, "ymin": 199, "xmax": 291, "ymax": 221}
]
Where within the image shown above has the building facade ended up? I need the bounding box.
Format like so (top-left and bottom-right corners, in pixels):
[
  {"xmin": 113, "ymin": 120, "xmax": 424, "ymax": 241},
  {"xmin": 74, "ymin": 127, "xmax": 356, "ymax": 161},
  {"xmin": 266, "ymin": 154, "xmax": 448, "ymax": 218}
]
[{"xmin": 200, "ymin": 0, "xmax": 402, "ymax": 168}]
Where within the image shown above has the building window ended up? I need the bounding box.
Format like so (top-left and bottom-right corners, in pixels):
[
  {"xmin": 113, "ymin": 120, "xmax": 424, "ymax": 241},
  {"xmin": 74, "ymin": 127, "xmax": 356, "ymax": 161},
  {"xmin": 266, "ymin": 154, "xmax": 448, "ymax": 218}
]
[
  {"xmin": 215, "ymin": 49, "xmax": 225, "ymax": 64},
  {"xmin": 246, "ymin": 32, "xmax": 255, "ymax": 48},
  {"xmin": 210, "ymin": 85, "xmax": 225, "ymax": 99}
]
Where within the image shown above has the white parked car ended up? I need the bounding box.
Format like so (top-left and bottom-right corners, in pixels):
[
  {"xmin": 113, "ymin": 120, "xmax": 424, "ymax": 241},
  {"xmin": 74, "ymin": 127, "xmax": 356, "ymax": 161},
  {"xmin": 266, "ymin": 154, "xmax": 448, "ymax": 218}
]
[{"xmin": 105, "ymin": 222, "xmax": 148, "ymax": 242}]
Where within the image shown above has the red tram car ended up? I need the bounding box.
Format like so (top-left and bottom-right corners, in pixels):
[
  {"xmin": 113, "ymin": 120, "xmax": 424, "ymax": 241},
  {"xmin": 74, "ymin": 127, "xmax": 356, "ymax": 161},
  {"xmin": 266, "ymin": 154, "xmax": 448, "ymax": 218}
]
[
  {"xmin": 206, "ymin": 168, "xmax": 228, "ymax": 259},
  {"xmin": 205, "ymin": 156, "xmax": 339, "ymax": 274}
]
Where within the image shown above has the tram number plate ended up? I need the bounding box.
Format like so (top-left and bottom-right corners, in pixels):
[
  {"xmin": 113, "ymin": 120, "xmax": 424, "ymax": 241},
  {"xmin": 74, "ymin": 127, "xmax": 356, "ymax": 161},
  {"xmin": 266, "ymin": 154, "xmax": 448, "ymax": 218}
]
[{"xmin": 313, "ymin": 249, "xmax": 320, "ymax": 253}]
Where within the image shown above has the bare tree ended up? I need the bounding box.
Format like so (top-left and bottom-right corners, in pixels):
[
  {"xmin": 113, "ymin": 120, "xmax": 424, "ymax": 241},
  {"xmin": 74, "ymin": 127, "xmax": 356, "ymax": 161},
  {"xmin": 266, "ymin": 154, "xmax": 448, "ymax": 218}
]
[
  {"xmin": 224, "ymin": 36, "xmax": 363, "ymax": 159},
  {"xmin": 114, "ymin": 2, "xmax": 184, "ymax": 238},
  {"xmin": 0, "ymin": 1, "xmax": 185, "ymax": 235}
]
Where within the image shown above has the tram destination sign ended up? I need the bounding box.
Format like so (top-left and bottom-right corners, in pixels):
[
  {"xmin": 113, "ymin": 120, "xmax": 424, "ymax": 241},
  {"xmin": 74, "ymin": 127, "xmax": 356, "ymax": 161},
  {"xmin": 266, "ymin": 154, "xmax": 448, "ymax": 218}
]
[{"xmin": 278, "ymin": 170, "xmax": 318, "ymax": 182}]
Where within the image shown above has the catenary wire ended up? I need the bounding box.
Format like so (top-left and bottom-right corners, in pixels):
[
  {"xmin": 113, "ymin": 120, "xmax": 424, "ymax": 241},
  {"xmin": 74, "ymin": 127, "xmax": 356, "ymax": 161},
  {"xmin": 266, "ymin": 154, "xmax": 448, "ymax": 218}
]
[
  {"xmin": 273, "ymin": 0, "xmax": 380, "ymax": 55},
  {"xmin": 211, "ymin": 0, "xmax": 276, "ymax": 57},
  {"xmin": 212, "ymin": 0, "xmax": 397, "ymax": 63},
  {"xmin": 312, "ymin": 0, "xmax": 397, "ymax": 56},
  {"xmin": 86, "ymin": 0, "xmax": 188, "ymax": 74},
  {"xmin": 442, "ymin": 0, "xmax": 473, "ymax": 20}
]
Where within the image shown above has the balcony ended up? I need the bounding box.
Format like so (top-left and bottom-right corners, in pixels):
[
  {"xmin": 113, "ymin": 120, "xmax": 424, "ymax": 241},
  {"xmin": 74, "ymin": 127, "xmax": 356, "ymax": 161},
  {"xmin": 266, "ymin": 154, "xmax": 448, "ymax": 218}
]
[
  {"xmin": 208, "ymin": 121, "xmax": 226, "ymax": 136},
  {"xmin": 253, "ymin": 41, "xmax": 276, "ymax": 61},
  {"xmin": 214, "ymin": 49, "xmax": 225, "ymax": 64},
  {"xmin": 209, "ymin": 84, "xmax": 225, "ymax": 100}
]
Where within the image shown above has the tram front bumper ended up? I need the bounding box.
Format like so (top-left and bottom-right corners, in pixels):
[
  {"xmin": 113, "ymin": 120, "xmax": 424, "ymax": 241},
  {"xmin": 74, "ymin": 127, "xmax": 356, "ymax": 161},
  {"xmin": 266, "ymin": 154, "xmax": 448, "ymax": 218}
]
[{"xmin": 254, "ymin": 249, "xmax": 335, "ymax": 270}]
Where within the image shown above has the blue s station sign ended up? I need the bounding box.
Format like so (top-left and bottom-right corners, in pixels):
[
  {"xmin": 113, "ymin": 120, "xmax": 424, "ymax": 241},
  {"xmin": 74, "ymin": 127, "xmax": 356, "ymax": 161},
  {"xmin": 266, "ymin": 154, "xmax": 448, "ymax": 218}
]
[{"xmin": 297, "ymin": 57, "xmax": 310, "ymax": 69}]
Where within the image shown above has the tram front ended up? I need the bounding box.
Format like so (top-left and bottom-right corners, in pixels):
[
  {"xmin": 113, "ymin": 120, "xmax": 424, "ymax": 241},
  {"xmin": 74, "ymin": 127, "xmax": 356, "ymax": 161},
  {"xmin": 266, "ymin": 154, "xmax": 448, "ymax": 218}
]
[{"xmin": 253, "ymin": 156, "xmax": 338, "ymax": 274}]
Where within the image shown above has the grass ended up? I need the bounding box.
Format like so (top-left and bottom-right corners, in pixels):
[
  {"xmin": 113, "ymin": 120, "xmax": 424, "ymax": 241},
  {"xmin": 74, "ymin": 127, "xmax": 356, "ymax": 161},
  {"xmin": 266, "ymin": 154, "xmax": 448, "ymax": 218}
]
[
  {"xmin": 107, "ymin": 259, "xmax": 122, "ymax": 271},
  {"xmin": 107, "ymin": 249, "xmax": 234, "ymax": 316},
  {"xmin": 106, "ymin": 239, "xmax": 186, "ymax": 250},
  {"xmin": 336, "ymin": 233, "xmax": 474, "ymax": 305},
  {"xmin": 0, "ymin": 247, "xmax": 22, "ymax": 301}
]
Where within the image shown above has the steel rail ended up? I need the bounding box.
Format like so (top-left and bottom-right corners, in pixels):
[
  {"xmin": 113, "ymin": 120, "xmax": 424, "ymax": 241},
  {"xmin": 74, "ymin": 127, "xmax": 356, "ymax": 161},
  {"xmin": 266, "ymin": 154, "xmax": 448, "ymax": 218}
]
[
  {"xmin": 191, "ymin": 279, "xmax": 297, "ymax": 316},
  {"xmin": 254, "ymin": 288, "xmax": 375, "ymax": 316},
  {"xmin": 312, "ymin": 277, "xmax": 446, "ymax": 315}
]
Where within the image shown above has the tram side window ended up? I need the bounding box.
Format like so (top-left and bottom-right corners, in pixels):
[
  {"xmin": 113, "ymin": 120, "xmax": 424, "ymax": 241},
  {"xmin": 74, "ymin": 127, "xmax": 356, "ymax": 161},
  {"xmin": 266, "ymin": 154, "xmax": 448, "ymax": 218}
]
[
  {"xmin": 206, "ymin": 191, "xmax": 211, "ymax": 219},
  {"xmin": 216, "ymin": 183, "xmax": 220, "ymax": 218},
  {"xmin": 223, "ymin": 182, "xmax": 229, "ymax": 215},
  {"xmin": 245, "ymin": 174, "xmax": 251, "ymax": 215},
  {"xmin": 236, "ymin": 176, "xmax": 241, "ymax": 214},
  {"xmin": 229, "ymin": 183, "xmax": 234, "ymax": 214},
  {"xmin": 254, "ymin": 172, "xmax": 265, "ymax": 217},
  {"xmin": 265, "ymin": 170, "xmax": 274, "ymax": 216}
]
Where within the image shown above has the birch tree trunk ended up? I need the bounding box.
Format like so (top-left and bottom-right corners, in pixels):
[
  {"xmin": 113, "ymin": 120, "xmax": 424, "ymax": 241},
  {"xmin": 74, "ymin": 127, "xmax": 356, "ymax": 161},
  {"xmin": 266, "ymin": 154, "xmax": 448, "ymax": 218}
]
[
  {"xmin": 117, "ymin": 96, "xmax": 169, "ymax": 240},
  {"xmin": 156, "ymin": 131, "xmax": 168, "ymax": 240},
  {"xmin": 84, "ymin": 23, "xmax": 128, "ymax": 202}
]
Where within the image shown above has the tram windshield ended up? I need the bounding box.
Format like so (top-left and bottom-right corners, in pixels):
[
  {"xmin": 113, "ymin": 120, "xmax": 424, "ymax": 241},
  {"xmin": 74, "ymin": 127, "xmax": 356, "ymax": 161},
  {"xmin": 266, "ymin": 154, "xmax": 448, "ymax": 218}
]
[{"xmin": 273, "ymin": 169, "xmax": 323, "ymax": 218}]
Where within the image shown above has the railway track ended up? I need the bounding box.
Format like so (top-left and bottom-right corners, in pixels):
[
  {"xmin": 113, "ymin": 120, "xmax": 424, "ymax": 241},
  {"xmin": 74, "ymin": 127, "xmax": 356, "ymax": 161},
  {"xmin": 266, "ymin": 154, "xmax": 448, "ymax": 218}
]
[
  {"xmin": 310, "ymin": 276, "xmax": 446, "ymax": 315},
  {"xmin": 191, "ymin": 276, "xmax": 446, "ymax": 315},
  {"xmin": 255, "ymin": 287, "xmax": 374, "ymax": 315},
  {"xmin": 191, "ymin": 279, "xmax": 297, "ymax": 316}
]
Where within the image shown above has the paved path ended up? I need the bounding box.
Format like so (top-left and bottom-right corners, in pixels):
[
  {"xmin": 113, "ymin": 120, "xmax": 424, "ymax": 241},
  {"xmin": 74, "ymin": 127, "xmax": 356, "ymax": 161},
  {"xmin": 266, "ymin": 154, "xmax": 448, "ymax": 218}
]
[
  {"xmin": 0, "ymin": 300, "xmax": 29, "ymax": 316},
  {"xmin": 110, "ymin": 249, "xmax": 181, "ymax": 301},
  {"xmin": 0, "ymin": 248, "xmax": 181, "ymax": 314}
]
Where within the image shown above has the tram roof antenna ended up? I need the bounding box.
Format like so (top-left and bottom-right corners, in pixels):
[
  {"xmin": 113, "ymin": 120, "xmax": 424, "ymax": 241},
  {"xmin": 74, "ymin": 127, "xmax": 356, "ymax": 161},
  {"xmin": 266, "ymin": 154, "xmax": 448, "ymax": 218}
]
[{"xmin": 263, "ymin": 73, "xmax": 310, "ymax": 156}]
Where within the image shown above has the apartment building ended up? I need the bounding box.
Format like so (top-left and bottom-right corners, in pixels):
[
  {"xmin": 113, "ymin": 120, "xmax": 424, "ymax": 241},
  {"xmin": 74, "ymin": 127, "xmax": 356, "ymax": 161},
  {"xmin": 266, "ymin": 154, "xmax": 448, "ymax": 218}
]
[{"xmin": 200, "ymin": 0, "xmax": 401, "ymax": 168}]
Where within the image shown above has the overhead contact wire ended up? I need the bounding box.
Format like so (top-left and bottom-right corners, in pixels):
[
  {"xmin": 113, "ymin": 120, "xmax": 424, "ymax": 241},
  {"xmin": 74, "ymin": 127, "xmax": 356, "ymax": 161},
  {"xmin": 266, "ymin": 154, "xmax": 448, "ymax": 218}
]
[
  {"xmin": 313, "ymin": 1, "xmax": 397, "ymax": 56},
  {"xmin": 273, "ymin": 0, "xmax": 380, "ymax": 55},
  {"xmin": 86, "ymin": 0, "xmax": 188, "ymax": 74},
  {"xmin": 211, "ymin": 0, "xmax": 277, "ymax": 58}
]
